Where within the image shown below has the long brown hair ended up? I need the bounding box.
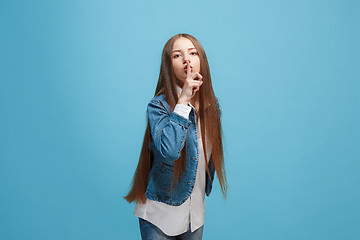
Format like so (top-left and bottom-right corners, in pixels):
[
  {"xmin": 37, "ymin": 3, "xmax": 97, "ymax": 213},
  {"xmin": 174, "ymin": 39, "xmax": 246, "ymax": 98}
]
[{"xmin": 124, "ymin": 33, "xmax": 227, "ymax": 204}]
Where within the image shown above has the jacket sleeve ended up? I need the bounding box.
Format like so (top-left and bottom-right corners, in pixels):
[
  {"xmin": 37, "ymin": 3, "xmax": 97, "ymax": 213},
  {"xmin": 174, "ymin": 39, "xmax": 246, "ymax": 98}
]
[{"xmin": 147, "ymin": 99, "xmax": 191, "ymax": 163}]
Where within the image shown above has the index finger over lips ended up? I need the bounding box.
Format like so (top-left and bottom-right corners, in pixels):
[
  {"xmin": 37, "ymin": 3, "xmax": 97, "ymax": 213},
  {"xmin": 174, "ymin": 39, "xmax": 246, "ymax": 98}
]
[{"xmin": 186, "ymin": 60, "xmax": 191, "ymax": 77}]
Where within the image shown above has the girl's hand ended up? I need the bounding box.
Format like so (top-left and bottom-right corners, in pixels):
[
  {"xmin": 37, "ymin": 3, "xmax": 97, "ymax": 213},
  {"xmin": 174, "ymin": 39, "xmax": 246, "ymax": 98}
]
[{"xmin": 178, "ymin": 60, "xmax": 203, "ymax": 105}]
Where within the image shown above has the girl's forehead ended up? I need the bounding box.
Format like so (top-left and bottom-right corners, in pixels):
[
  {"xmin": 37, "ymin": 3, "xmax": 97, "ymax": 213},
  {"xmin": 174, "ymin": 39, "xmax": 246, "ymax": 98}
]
[{"xmin": 172, "ymin": 37, "xmax": 196, "ymax": 50}]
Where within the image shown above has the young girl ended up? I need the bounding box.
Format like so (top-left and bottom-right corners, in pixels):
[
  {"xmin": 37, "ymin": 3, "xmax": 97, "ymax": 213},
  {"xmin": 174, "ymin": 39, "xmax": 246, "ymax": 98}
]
[{"xmin": 124, "ymin": 33, "xmax": 227, "ymax": 240}]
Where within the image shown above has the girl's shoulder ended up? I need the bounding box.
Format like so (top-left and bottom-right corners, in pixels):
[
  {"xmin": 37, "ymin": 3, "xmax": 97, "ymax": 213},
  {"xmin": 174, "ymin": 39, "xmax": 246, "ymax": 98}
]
[
  {"xmin": 215, "ymin": 96, "xmax": 220, "ymax": 104},
  {"xmin": 147, "ymin": 94, "xmax": 171, "ymax": 112},
  {"xmin": 149, "ymin": 93, "xmax": 167, "ymax": 103},
  {"xmin": 215, "ymin": 97, "xmax": 222, "ymax": 118}
]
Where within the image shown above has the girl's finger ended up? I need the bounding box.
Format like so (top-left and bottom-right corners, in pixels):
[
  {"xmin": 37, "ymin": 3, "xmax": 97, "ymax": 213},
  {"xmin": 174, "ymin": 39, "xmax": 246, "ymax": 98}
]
[
  {"xmin": 187, "ymin": 72, "xmax": 202, "ymax": 81},
  {"xmin": 186, "ymin": 60, "xmax": 191, "ymax": 78},
  {"xmin": 188, "ymin": 81, "xmax": 201, "ymax": 87},
  {"xmin": 194, "ymin": 72, "xmax": 203, "ymax": 80},
  {"xmin": 191, "ymin": 81, "xmax": 203, "ymax": 92}
]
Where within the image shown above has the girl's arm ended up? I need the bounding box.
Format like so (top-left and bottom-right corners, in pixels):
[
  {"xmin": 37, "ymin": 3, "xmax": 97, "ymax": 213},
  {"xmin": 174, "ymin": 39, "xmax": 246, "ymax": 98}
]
[{"xmin": 147, "ymin": 99, "xmax": 191, "ymax": 163}]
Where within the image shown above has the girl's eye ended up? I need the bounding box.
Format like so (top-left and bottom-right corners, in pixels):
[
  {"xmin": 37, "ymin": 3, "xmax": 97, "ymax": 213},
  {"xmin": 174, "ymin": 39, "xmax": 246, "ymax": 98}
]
[{"xmin": 173, "ymin": 52, "xmax": 197, "ymax": 58}]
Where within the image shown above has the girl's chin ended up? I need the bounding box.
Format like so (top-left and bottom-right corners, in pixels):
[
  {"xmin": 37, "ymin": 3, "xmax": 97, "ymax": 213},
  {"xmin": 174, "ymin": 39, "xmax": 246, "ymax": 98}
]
[
  {"xmin": 176, "ymin": 76, "xmax": 186, "ymax": 81},
  {"xmin": 174, "ymin": 78, "xmax": 185, "ymax": 85}
]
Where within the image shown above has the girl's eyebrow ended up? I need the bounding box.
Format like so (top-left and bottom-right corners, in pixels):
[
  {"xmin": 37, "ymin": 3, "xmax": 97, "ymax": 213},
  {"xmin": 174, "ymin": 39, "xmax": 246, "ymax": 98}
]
[{"xmin": 172, "ymin": 48, "xmax": 196, "ymax": 53}]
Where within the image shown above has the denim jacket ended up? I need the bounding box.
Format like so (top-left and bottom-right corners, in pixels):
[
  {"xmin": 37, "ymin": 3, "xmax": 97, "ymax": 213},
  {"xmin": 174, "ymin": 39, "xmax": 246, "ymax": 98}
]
[{"xmin": 145, "ymin": 94, "xmax": 222, "ymax": 206}]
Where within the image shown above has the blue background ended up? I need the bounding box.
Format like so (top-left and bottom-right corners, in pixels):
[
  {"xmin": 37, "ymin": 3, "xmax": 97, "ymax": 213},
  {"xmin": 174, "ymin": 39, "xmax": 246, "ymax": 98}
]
[{"xmin": 1, "ymin": 0, "xmax": 359, "ymax": 239}]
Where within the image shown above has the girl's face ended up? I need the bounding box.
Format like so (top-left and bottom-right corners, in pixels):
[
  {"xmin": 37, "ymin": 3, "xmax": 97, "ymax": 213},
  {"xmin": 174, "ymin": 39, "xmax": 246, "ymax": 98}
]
[{"xmin": 171, "ymin": 37, "xmax": 201, "ymax": 83}]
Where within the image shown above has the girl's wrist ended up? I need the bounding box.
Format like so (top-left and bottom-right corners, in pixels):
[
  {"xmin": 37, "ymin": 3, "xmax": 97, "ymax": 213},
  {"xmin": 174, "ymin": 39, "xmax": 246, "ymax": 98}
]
[{"xmin": 177, "ymin": 98, "xmax": 189, "ymax": 106}]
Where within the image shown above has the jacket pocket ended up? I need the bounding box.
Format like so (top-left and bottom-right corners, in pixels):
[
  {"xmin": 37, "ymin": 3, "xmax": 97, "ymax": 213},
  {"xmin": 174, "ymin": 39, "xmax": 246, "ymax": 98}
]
[{"xmin": 154, "ymin": 162, "xmax": 174, "ymax": 192}]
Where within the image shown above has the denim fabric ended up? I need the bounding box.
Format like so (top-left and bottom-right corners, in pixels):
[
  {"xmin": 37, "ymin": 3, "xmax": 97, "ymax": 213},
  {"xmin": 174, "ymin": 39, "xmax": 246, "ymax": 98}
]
[
  {"xmin": 139, "ymin": 218, "xmax": 204, "ymax": 240},
  {"xmin": 145, "ymin": 94, "xmax": 221, "ymax": 206}
]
